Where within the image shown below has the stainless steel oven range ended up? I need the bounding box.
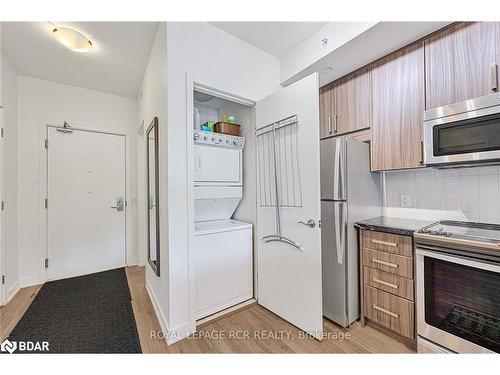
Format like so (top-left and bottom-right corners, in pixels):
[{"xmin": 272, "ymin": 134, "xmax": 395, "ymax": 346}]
[{"xmin": 414, "ymin": 221, "xmax": 500, "ymax": 353}]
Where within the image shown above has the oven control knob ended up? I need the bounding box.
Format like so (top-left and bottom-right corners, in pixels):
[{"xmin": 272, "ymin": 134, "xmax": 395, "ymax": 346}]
[
  {"xmin": 233, "ymin": 139, "xmax": 239, "ymax": 146},
  {"xmin": 226, "ymin": 139, "xmax": 230, "ymax": 144},
  {"xmin": 203, "ymin": 135, "xmax": 208, "ymax": 140},
  {"xmin": 193, "ymin": 133, "xmax": 199, "ymax": 141},
  {"xmin": 218, "ymin": 138, "xmax": 223, "ymax": 143}
]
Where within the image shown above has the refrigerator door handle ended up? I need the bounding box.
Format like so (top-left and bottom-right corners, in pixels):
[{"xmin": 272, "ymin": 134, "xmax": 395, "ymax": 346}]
[
  {"xmin": 334, "ymin": 203, "xmax": 343, "ymax": 265},
  {"xmin": 340, "ymin": 202, "xmax": 347, "ymax": 264},
  {"xmin": 339, "ymin": 139, "xmax": 345, "ymax": 199},
  {"xmin": 333, "ymin": 138, "xmax": 341, "ymax": 200}
]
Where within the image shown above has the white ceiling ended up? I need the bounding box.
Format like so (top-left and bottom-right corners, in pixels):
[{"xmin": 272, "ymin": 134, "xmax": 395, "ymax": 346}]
[
  {"xmin": 210, "ymin": 22, "xmax": 328, "ymax": 58},
  {"xmin": 1, "ymin": 22, "xmax": 159, "ymax": 98}
]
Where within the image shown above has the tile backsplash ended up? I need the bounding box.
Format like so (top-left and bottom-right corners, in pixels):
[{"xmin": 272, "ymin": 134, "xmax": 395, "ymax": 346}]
[{"xmin": 383, "ymin": 166, "xmax": 500, "ymax": 224}]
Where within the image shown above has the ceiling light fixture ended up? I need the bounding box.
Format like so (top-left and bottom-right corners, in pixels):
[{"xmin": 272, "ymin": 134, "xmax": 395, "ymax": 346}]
[{"xmin": 52, "ymin": 26, "xmax": 92, "ymax": 52}]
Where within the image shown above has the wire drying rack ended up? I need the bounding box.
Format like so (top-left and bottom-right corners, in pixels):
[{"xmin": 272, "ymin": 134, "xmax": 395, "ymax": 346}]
[{"xmin": 256, "ymin": 114, "xmax": 303, "ymax": 251}]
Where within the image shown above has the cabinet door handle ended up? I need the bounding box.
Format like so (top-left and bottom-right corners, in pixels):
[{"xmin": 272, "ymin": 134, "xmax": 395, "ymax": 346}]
[
  {"xmin": 491, "ymin": 63, "xmax": 498, "ymax": 91},
  {"xmin": 373, "ymin": 277, "xmax": 399, "ymax": 289},
  {"xmin": 328, "ymin": 116, "xmax": 333, "ymax": 134},
  {"xmin": 373, "ymin": 304, "xmax": 399, "ymax": 318},
  {"xmin": 420, "ymin": 140, "xmax": 424, "ymax": 165},
  {"xmin": 372, "ymin": 258, "xmax": 399, "ymax": 268},
  {"xmin": 333, "ymin": 115, "xmax": 338, "ymax": 133},
  {"xmin": 372, "ymin": 239, "xmax": 398, "ymax": 247}
]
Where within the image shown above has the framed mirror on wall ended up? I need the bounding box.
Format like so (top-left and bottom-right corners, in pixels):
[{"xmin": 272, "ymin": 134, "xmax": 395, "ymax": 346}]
[{"xmin": 147, "ymin": 116, "xmax": 160, "ymax": 276}]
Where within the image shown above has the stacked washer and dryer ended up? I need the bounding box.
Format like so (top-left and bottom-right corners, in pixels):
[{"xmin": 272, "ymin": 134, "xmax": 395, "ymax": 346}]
[{"xmin": 192, "ymin": 129, "xmax": 253, "ymax": 320}]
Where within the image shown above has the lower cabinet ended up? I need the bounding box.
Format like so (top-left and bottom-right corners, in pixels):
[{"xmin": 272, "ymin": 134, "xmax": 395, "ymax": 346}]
[{"xmin": 360, "ymin": 229, "xmax": 416, "ymax": 342}]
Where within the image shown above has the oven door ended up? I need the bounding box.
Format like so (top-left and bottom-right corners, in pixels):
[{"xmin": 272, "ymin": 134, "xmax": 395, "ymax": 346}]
[
  {"xmin": 423, "ymin": 95, "xmax": 500, "ymax": 166},
  {"xmin": 416, "ymin": 247, "xmax": 500, "ymax": 353}
]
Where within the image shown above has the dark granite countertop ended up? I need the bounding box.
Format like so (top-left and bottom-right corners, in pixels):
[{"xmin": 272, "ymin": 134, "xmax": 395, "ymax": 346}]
[{"xmin": 355, "ymin": 216, "xmax": 435, "ymax": 236}]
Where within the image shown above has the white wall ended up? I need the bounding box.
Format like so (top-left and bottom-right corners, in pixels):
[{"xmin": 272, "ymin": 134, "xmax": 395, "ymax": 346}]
[
  {"xmin": 1, "ymin": 55, "xmax": 19, "ymax": 302},
  {"xmin": 17, "ymin": 76, "xmax": 138, "ymax": 286},
  {"xmin": 383, "ymin": 166, "xmax": 500, "ymax": 223},
  {"xmin": 281, "ymin": 22, "xmax": 450, "ymax": 87},
  {"xmin": 280, "ymin": 22, "xmax": 376, "ymax": 84},
  {"xmin": 137, "ymin": 23, "xmax": 170, "ymax": 334},
  {"xmin": 164, "ymin": 22, "xmax": 281, "ymax": 342}
]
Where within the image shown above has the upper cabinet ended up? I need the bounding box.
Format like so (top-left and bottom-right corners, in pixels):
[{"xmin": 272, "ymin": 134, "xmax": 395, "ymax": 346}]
[
  {"xmin": 425, "ymin": 22, "xmax": 498, "ymax": 109},
  {"xmin": 319, "ymin": 22, "xmax": 500, "ymax": 171},
  {"xmin": 335, "ymin": 66, "xmax": 372, "ymax": 135},
  {"xmin": 319, "ymin": 67, "xmax": 372, "ymax": 139},
  {"xmin": 319, "ymin": 83, "xmax": 334, "ymax": 139},
  {"xmin": 371, "ymin": 42, "xmax": 425, "ymax": 171}
]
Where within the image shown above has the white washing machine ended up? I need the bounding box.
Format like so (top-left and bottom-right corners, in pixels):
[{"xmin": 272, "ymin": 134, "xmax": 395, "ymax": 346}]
[
  {"xmin": 193, "ymin": 130, "xmax": 253, "ymax": 320},
  {"xmin": 193, "ymin": 219, "xmax": 253, "ymax": 319}
]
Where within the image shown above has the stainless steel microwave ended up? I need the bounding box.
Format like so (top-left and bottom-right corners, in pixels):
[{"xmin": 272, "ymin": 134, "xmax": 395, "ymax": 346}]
[{"xmin": 423, "ymin": 93, "xmax": 500, "ymax": 167}]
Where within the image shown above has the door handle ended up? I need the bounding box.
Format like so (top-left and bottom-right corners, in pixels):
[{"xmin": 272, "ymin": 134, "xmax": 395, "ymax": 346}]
[
  {"xmin": 328, "ymin": 116, "xmax": 333, "ymax": 134},
  {"xmin": 298, "ymin": 219, "xmax": 316, "ymax": 228},
  {"xmin": 111, "ymin": 196, "xmax": 125, "ymax": 212},
  {"xmin": 491, "ymin": 63, "xmax": 498, "ymax": 91}
]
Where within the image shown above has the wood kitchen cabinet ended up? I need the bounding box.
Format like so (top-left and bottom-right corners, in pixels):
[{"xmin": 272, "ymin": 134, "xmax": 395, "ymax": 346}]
[
  {"xmin": 334, "ymin": 66, "xmax": 372, "ymax": 135},
  {"xmin": 371, "ymin": 42, "xmax": 425, "ymax": 171},
  {"xmin": 319, "ymin": 83, "xmax": 334, "ymax": 139},
  {"xmin": 425, "ymin": 22, "xmax": 499, "ymax": 109},
  {"xmin": 360, "ymin": 229, "xmax": 416, "ymax": 341},
  {"xmin": 319, "ymin": 67, "xmax": 372, "ymax": 139}
]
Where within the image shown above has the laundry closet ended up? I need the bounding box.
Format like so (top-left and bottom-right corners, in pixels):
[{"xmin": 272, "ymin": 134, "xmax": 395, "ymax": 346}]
[
  {"xmin": 189, "ymin": 75, "xmax": 325, "ymax": 338},
  {"xmin": 191, "ymin": 87, "xmax": 257, "ymax": 320}
]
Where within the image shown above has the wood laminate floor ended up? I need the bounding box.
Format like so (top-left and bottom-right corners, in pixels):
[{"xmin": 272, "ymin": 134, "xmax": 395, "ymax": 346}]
[{"xmin": 0, "ymin": 266, "xmax": 415, "ymax": 354}]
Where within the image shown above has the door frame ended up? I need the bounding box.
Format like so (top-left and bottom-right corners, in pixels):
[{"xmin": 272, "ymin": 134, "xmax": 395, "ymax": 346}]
[
  {"xmin": 0, "ymin": 106, "xmax": 4, "ymax": 305},
  {"xmin": 185, "ymin": 75, "xmax": 256, "ymax": 333},
  {"xmin": 39, "ymin": 123, "xmax": 130, "ymax": 283}
]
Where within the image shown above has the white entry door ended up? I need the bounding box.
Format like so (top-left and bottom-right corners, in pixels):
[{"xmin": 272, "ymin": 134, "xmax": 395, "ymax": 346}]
[
  {"xmin": 256, "ymin": 73, "xmax": 323, "ymax": 338},
  {"xmin": 47, "ymin": 127, "xmax": 126, "ymax": 280}
]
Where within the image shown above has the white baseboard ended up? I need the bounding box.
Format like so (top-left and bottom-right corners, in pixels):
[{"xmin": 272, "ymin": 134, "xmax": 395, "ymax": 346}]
[
  {"xmin": 145, "ymin": 280, "xmax": 169, "ymax": 337},
  {"xmin": 3, "ymin": 281, "xmax": 21, "ymax": 305},
  {"xmin": 20, "ymin": 275, "xmax": 44, "ymax": 288},
  {"xmin": 145, "ymin": 280, "xmax": 195, "ymax": 346},
  {"xmin": 165, "ymin": 322, "xmax": 194, "ymax": 345}
]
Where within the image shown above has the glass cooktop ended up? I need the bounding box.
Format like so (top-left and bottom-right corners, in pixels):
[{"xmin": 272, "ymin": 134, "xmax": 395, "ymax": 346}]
[{"xmin": 418, "ymin": 220, "xmax": 500, "ymax": 243}]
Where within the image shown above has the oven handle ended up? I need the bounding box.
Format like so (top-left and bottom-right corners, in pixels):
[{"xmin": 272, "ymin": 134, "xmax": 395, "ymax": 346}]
[{"xmin": 415, "ymin": 247, "xmax": 500, "ymax": 273}]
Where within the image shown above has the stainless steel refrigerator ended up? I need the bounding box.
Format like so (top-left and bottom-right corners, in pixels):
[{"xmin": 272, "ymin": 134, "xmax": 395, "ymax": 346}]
[{"xmin": 320, "ymin": 137, "xmax": 381, "ymax": 327}]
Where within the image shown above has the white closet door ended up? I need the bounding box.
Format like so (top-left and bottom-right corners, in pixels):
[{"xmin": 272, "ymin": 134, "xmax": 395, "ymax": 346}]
[
  {"xmin": 256, "ymin": 73, "xmax": 323, "ymax": 339},
  {"xmin": 0, "ymin": 107, "xmax": 4, "ymax": 304},
  {"xmin": 47, "ymin": 127, "xmax": 126, "ymax": 280}
]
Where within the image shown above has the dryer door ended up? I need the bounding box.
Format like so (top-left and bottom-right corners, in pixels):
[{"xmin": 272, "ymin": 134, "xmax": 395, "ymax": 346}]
[{"xmin": 194, "ymin": 145, "xmax": 242, "ymax": 185}]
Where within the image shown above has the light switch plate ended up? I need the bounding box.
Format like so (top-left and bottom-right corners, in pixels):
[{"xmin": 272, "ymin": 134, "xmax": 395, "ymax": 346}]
[{"xmin": 400, "ymin": 194, "xmax": 411, "ymax": 208}]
